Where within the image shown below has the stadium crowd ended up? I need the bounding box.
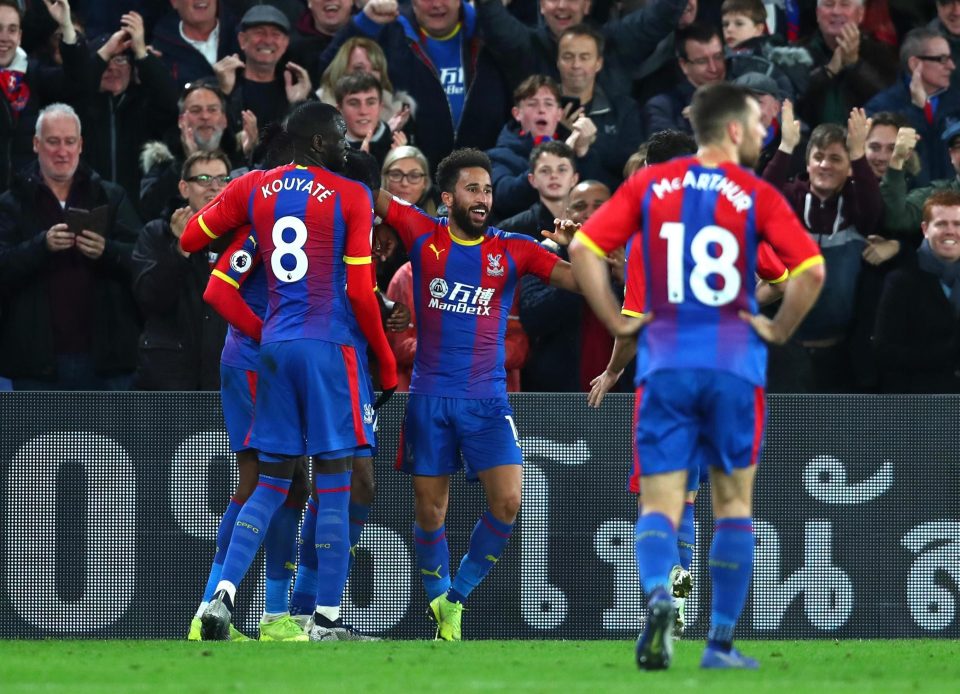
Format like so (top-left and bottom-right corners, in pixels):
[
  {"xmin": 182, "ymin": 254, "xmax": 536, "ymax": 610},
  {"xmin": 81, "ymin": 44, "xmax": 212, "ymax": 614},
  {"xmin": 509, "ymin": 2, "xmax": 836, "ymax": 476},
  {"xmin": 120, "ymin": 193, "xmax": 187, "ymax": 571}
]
[{"xmin": 1, "ymin": 0, "xmax": 959, "ymax": 394}]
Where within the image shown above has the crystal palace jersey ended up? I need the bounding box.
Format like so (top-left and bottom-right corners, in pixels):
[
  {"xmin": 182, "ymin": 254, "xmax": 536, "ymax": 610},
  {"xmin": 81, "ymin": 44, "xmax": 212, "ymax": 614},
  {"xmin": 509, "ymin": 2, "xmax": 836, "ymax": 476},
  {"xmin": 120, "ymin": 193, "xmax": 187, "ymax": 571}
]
[
  {"xmin": 192, "ymin": 164, "xmax": 374, "ymax": 346},
  {"xmin": 383, "ymin": 197, "xmax": 558, "ymax": 398},
  {"xmin": 621, "ymin": 239, "xmax": 789, "ymax": 317},
  {"xmin": 579, "ymin": 157, "xmax": 823, "ymax": 387}
]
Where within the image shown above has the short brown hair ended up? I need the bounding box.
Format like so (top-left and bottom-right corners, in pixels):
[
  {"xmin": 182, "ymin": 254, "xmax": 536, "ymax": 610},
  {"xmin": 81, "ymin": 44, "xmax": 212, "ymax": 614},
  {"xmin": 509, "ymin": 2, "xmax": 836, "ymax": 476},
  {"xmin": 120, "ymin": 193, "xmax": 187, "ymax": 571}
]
[
  {"xmin": 869, "ymin": 111, "xmax": 908, "ymax": 132},
  {"xmin": 689, "ymin": 83, "xmax": 753, "ymax": 146},
  {"xmin": 334, "ymin": 72, "xmax": 382, "ymax": 105},
  {"xmin": 513, "ymin": 75, "xmax": 561, "ymax": 106},
  {"xmin": 922, "ymin": 189, "xmax": 960, "ymax": 223},
  {"xmin": 806, "ymin": 123, "xmax": 848, "ymax": 162},
  {"xmin": 559, "ymin": 23, "xmax": 605, "ymax": 55},
  {"xmin": 181, "ymin": 150, "xmax": 232, "ymax": 181},
  {"xmin": 720, "ymin": 0, "xmax": 766, "ymax": 24}
]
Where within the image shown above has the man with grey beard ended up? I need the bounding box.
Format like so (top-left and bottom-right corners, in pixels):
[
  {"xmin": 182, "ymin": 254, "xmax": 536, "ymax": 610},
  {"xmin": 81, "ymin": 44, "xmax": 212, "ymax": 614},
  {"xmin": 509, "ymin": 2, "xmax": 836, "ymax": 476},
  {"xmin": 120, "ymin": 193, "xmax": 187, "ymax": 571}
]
[{"xmin": 138, "ymin": 80, "xmax": 249, "ymax": 222}]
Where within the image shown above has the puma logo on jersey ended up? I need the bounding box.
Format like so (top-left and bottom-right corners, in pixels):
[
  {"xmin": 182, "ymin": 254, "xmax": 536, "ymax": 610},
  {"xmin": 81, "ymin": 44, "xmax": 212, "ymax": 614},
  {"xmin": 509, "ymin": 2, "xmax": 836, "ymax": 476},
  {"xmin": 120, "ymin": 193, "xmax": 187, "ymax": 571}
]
[{"xmin": 429, "ymin": 243, "xmax": 446, "ymax": 260}]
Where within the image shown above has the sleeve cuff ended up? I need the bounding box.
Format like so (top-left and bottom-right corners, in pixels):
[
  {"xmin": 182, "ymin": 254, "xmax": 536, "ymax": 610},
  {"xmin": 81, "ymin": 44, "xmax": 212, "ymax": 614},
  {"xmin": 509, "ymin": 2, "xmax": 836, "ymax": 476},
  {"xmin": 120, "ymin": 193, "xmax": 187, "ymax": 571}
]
[
  {"xmin": 573, "ymin": 230, "xmax": 607, "ymax": 258},
  {"xmin": 789, "ymin": 255, "xmax": 825, "ymax": 279}
]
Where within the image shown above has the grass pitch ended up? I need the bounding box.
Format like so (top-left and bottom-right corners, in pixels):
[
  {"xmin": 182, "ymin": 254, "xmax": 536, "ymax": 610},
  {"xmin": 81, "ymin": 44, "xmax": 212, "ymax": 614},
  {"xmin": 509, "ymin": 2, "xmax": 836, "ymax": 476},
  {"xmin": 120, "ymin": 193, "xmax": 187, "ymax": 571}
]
[{"xmin": 1, "ymin": 639, "xmax": 957, "ymax": 693}]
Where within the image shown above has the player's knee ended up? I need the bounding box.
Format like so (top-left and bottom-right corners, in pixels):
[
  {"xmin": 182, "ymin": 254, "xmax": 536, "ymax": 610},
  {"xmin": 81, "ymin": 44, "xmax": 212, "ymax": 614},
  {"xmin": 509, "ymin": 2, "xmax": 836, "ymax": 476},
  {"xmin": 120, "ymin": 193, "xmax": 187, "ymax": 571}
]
[
  {"xmin": 234, "ymin": 474, "xmax": 258, "ymax": 502},
  {"xmin": 351, "ymin": 464, "xmax": 376, "ymax": 505},
  {"xmin": 288, "ymin": 472, "xmax": 310, "ymax": 508},
  {"xmin": 313, "ymin": 455, "xmax": 352, "ymax": 475},
  {"xmin": 489, "ymin": 492, "xmax": 521, "ymax": 525},
  {"xmin": 414, "ymin": 497, "xmax": 447, "ymax": 530}
]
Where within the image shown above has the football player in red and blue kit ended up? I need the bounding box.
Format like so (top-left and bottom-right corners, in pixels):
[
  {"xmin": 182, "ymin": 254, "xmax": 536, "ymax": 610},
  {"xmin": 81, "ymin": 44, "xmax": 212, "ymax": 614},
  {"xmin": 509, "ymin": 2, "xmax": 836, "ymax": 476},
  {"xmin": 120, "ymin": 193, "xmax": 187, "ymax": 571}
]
[
  {"xmin": 372, "ymin": 148, "xmax": 580, "ymax": 640},
  {"xmin": 570, "ymin": 84, "xmax": 825, "ymax": 671},
  {"xmin": 180, "ymin": 102, "xmax": 397, "ymax": 642}
]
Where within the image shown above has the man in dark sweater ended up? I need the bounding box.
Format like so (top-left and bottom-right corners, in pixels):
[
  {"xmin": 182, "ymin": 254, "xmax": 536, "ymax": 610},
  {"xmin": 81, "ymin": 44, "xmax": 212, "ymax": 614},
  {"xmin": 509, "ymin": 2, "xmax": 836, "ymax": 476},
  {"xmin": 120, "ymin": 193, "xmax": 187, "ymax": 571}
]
[{"xmin": 763, "ymin": 101, "xmax": 881, "ymax": 392}]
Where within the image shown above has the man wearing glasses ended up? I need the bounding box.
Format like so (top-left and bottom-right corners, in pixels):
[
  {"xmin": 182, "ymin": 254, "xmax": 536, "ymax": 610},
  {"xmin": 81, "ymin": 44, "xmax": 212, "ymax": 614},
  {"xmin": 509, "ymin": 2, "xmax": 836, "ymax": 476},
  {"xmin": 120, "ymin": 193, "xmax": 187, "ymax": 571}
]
[
  {"xmin": 130, "ymin": 150, "xmax": 233, "ymax": 390},
  {"xmin": 643, "ymin": 23, "xmax": 726, "ymax": 137},
  {"xmin": 867, "ymin": 27, "xmax": 960, "ymax": 186},
  {"xmin": 933, "ymin": 0, "xmax": 960, "ymax": 87},
  {"xmin": 139, "ymin": 80, "xmax": 246, "ymax": 223}
]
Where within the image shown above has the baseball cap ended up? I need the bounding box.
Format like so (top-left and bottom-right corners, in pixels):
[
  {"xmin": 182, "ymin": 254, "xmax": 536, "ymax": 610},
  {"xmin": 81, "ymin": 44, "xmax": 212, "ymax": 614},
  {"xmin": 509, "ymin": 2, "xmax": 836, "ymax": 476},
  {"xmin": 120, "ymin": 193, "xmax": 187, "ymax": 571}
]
[
  {"xmin": 239, "ymin": 4, "xmax": 291, "ymax": 34},
  {"xmin": 733, "ymin": 73, "xmax": 782, "ymax": 101},
  {"xmin": 942, "ymin": 120, "xmax": 960, "ymax": 147}
]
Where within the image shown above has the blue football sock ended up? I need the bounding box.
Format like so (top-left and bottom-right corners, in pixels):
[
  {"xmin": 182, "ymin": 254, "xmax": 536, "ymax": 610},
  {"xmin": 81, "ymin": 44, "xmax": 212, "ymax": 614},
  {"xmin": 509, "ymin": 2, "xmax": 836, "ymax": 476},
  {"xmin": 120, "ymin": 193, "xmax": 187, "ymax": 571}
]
[
  {"xmin": 263, "ymin": 499, "xmax": 301, "ymax": 614},
  {"xmin": 448, "ymin": 511, "xmax": 513, "ymax": 604},
  {"xmin": 202, "ymin": 498, "xmax": 243, "ymax": 603},
  {"xmin": 219, "ymin": 475, "xmax": 291, "ymax": 589},
  {"xmin": 413, "ymin": 523, "xmax": 450, "ymax": 601},
  {"xmin": 289, "ymin": 499, "xmax": 318, "ymax": 615},
  {"xmin": 314, "ymin": 472, "xmax": 352, "ymax": 608},
  {"xmin": 708, "ymin": 518, "xmax": 755, "ymax": 650},
  {"xmin": 347, "ymin": 501, "xmax": 371, "ymax": 573},
  {"xmin": 634, "ymin": 512, "xmax": 677, "ymax": 595},
  {"xmin": 677, "ymin": 501, "xmax": 696, "ymax": 571}
]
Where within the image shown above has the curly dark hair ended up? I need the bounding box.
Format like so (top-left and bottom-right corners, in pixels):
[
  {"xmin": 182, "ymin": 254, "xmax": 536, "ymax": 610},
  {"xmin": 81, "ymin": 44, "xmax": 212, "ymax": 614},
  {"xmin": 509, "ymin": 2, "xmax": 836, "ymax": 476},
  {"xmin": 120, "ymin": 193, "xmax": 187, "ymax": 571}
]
[{"xmin": 435, "ymin": 148, "xmax": 492, "ymax": 194}]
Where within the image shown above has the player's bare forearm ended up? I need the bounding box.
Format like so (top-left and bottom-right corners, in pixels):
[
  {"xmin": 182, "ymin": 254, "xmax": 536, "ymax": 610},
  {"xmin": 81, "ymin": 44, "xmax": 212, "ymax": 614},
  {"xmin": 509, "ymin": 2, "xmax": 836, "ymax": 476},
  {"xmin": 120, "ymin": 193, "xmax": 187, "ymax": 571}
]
[
  {"xmin": 608, "ymin": 333, "xmax": 638, "ymax": 374},
  {"xmin": 569, "ymin": 240, "xmax": 633, "ymax": 336},
  {"xmin": 587, "ymin": 334, "xmax": 636, "ymax": 408},
  {"xmin": 755, "ymin": 279, "xmax": 785, "ymax": 307},
  {"xmin": 548, "ymin": 260, "xmax": 581, "ymax": 293},
  {"xmin": 742, "ymin": 262, "xmax": 825, "ymax": 345},
  {"xmin": 373, "ymin": 188, "xmax": 392, "ymax": 219}
]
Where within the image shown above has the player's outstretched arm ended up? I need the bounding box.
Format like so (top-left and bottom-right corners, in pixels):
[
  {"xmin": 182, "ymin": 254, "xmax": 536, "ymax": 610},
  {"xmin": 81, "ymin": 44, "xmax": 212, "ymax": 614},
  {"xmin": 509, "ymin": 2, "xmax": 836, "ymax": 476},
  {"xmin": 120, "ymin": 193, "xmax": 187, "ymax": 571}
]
[
  {"xmin": 740, "ymin": 262, "xmax": 825, "ymax": 345},
  {"xmin": 570, "ymin": 237, "xmax": 651, "ymax": 338},
  {"xmin": 373, "ymin": 188, "xmax": 393, "ymax": 221},
  {"xmin": 587, "ymin": 335, "xmax": 638, "ymax": 408},
  {"xmin": 547, "ymin": 260, "xmax": 581, "ymax": 293}
]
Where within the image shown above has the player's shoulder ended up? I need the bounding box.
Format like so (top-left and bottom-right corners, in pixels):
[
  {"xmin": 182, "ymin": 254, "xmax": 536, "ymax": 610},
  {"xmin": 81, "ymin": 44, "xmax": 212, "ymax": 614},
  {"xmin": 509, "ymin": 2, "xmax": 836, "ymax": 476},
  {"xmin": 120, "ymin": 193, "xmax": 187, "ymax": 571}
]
[
  {"xmin": 722, "ymin": 162, "xmax": 774, "ymax": 194},
  {"xmin": 319, "ymin": 166, "xmax": 373, "ymax": 197},
  {"xmin": 490, "ymin": 227, "xmax": 543, "ymax": 250}
]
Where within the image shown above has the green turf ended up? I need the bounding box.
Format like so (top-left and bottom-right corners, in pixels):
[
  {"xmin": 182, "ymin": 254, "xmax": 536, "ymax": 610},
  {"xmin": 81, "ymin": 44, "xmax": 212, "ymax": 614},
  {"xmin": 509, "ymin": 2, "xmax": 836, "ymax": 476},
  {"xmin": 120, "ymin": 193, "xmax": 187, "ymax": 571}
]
[{"xmin": 1, "ymin": 640, "xmax": 958, "ymax": 693}]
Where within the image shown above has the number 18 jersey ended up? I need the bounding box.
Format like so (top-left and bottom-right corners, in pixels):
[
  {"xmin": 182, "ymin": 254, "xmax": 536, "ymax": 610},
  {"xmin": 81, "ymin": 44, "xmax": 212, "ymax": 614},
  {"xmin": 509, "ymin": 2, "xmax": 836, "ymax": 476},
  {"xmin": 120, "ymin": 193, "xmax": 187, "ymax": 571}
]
[
  {"xmin": 578, "ymin": 156, "xmax": 823, "ymax": 387},
  {"xmin": 193, "ymin": 164, "xmax": 374, "ymax": 347}
]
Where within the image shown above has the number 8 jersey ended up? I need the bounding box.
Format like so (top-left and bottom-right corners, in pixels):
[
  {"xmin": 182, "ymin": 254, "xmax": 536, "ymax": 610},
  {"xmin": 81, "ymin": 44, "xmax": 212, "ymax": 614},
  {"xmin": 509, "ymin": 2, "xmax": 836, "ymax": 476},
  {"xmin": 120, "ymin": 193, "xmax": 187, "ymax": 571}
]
[
  {"xmin": 190, "ymin": 164, "xmax": 375, "ymax": 347},
  {"xmin": 578, "ymin": 156, "xmax": 824, "ymax": 388}
]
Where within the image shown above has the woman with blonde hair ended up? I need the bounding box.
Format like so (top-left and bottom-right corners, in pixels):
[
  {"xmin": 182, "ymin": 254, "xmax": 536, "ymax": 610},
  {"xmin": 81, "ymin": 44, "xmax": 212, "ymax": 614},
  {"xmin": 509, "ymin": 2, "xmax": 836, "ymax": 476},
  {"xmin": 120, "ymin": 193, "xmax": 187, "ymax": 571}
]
[
  {"xmin": 380, "ymin": 145, "xmax": 437, "ymax": 214},
  {"xmin": 317, "ymin": 37, "xmax": 414, "ymax": 133}
]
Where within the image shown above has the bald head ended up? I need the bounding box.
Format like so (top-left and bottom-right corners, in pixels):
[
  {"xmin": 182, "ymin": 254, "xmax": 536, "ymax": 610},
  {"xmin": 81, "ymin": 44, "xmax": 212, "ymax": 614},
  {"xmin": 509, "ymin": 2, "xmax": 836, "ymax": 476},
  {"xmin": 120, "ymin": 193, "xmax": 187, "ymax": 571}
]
[{"xmin": 567, "ymin": 180, "xmax": 610, "ymax": 224}]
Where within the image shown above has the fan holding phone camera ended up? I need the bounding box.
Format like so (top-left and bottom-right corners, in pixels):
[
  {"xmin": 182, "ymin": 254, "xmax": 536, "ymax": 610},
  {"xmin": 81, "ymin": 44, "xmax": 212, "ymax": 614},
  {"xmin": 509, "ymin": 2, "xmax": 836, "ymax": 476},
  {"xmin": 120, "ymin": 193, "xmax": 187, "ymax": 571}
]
[{"xmin": 0, "ymin": 102, "xmax": 142, "ymax": 389}]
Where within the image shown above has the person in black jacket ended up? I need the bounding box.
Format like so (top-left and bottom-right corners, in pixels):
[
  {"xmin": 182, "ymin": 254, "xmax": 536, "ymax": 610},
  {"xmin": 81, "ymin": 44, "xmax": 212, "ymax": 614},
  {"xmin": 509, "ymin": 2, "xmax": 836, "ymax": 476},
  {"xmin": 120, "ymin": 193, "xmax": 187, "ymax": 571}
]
[
  {"xmin": 79, "ymin": 12, "xmax": 180, "ymax": 221},
  {"xmin": 0, "ymin": 0, "xmax": 87, "ymax": 192},
  {"xmin": 874, "ymin": 189, "xmax": 960, "ymax": 393},
  {"xmin": 318, "ymin": 0, "xmax": 512, "ymax": 172},
  {"xmin": 336, "ymin": 72, "xmax": 395, "ymax": 169},
  {"xmin": 499, "ymin": 140, "xmax": 579, "ymax": 238},
  {"xmin": 150, "ymin": 0, "xmax": 240, "ymax": 87},
  {"xmin": 475, "ymin": 0, "xmax": 687, "ymax": 98},
  {"xmin": 131, "ymin": 150, "xmax": 231, "ymax": 391},
  {"xmin": 0, "ymin": 103, "xmax": 141, "ymax": 389},
  {"xmin": 556, "ymin": 24, "xmax": 643, "ymax": 190}
]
